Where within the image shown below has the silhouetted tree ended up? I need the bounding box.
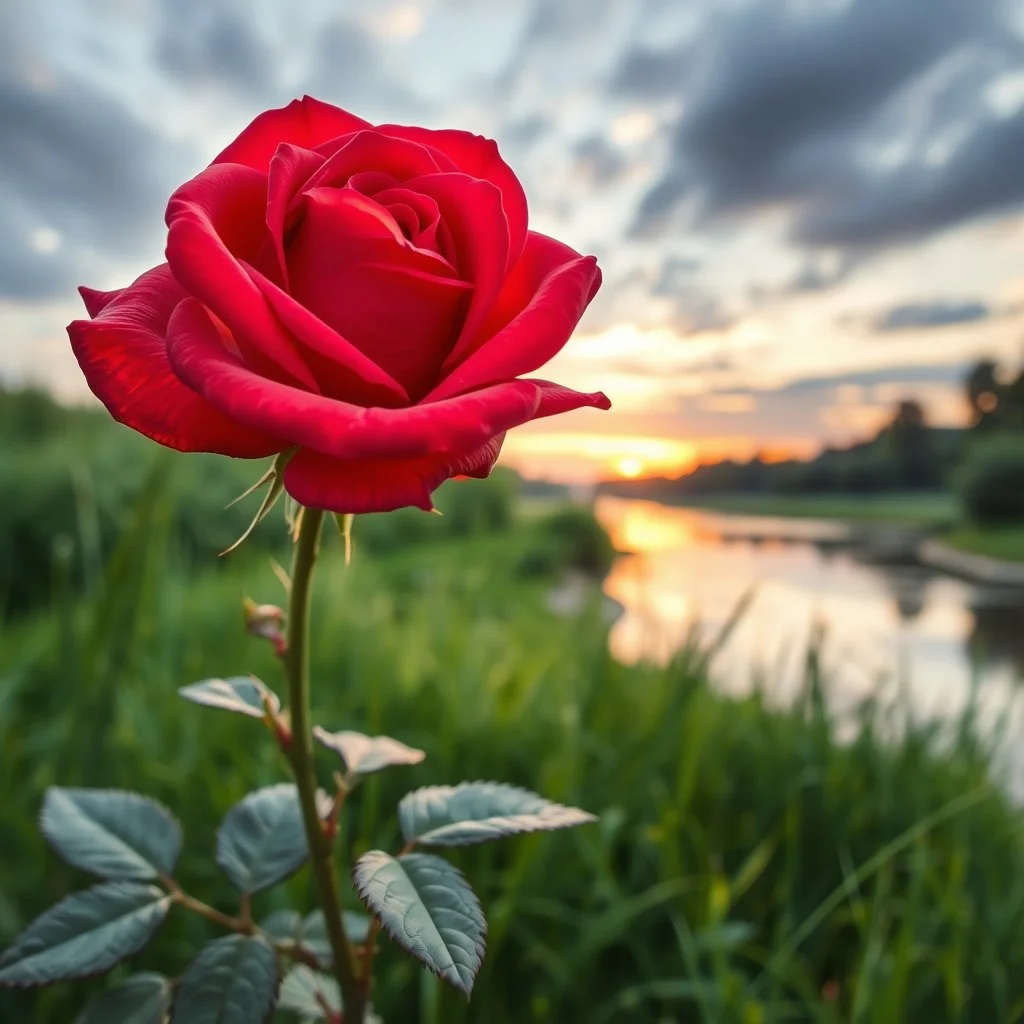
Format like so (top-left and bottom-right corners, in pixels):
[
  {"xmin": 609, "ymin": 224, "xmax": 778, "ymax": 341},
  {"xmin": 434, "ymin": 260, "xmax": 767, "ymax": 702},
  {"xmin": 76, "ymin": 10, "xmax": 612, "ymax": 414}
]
[{"xmin": 882, "ymin": 398, "xmax": 941, "ymax": 488}]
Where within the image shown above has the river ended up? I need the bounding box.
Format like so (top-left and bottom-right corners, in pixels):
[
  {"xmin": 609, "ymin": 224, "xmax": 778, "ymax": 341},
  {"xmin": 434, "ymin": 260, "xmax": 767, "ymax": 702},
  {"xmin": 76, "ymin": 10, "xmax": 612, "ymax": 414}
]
[{"xmin": 595, "ymin": 497, "xmax": 1024, "ymax": 749}]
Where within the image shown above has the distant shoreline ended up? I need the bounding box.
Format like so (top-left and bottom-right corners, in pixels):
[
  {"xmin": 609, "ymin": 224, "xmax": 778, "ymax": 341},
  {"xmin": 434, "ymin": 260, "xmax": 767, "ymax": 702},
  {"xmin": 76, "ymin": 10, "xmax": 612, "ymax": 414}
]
[{"xmin": 596, "ymin": 490, "xmax": 1024, "ymax": 581}]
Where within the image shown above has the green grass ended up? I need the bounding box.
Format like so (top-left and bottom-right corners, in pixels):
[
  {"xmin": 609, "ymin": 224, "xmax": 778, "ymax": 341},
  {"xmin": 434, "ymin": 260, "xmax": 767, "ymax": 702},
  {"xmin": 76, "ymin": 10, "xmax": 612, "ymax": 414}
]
[
  {"xmin": 679, "ymin": 491, "xmax": 959, "ymax": 526},
  {"xmin": 1, "ymin": 480, "xmax": 1023, "ymax": 1024},
  {"xmin": 940, "ymin": 525, "xmax": 1024, "ymax": 563}
]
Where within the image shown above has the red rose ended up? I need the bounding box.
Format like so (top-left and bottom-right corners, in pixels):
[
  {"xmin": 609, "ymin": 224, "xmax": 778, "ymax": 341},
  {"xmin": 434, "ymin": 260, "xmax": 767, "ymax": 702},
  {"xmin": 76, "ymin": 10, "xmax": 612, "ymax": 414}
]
[{"xmin": 68, "ymin": 96, "xmax": 609, "ymax": 513}]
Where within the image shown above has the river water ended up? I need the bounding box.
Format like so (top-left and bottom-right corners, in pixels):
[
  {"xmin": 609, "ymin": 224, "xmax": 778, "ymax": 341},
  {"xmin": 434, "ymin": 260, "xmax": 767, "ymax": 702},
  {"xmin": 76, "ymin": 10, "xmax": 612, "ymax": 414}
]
[{"xmin": 595, "ymin": 497, "xmax": 1024, "ymax": 743}]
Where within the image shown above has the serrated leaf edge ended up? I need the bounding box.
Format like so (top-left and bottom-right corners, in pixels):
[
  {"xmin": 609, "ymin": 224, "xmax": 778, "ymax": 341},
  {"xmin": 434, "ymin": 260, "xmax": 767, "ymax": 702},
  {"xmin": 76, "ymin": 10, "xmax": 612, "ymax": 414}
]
[
  {"xmin": 352, "ymin": 851, "xmax": 486, "ymax": 997},
  {"xmin": 398, "ymin": 781, "xmax": 598, "ymax": 846}
]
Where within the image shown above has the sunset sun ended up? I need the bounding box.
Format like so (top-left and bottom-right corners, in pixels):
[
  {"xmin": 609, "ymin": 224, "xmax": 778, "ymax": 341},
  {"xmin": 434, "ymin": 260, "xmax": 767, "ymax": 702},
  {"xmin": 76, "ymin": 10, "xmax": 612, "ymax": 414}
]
[{"xmin": 615, "ymin": 457, "xmax": 646, "ymax": 478}]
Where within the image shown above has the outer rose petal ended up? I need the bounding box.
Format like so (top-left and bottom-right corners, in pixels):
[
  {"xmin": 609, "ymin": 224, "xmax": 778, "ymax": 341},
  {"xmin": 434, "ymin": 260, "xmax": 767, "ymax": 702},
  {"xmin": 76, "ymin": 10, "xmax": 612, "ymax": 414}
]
[
  {"xmin": 525, "ymin": 380, "xmax": 612, "ymax": 419},
  {"xmin": 165, "ymin": 164, "xmax": 320, "ymax": 391},
  {"xmin": 282, "ymin": 436, "xmax": 505, "ymax": 514},
  {"xmin": 213, "ymin": 96, "xmax": 370, "ymax": 173},
  {"xmin": 79, "ymin": 285, "xmax": 123, "ymax": 318},
  {"xmin": 165, "ymin": 297, "xmax": 544, "ymax": 461},
  {"xmin": 378, "ymin": 125, "xmax": 529, "ymax": 273},
  {"xmin": 427, "ymin": 242, "xmax": 601, "ymax": 402},
  {"xmin": 67, "ymin": 266, "xmax": 284, "ymax": 457}
]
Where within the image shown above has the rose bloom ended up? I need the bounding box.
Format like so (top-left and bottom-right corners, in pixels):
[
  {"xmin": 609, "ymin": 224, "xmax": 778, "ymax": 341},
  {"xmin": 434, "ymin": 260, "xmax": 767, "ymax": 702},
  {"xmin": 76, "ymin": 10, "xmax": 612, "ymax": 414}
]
[{"xmin": 68, "ymin": 97, "xmax": 609, "ymax": 513}]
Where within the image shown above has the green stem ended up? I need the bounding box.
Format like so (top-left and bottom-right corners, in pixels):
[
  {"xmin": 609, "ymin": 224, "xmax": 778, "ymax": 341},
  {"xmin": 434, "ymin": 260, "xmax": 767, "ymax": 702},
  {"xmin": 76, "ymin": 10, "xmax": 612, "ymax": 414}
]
[{"xmin": 283, "ymin": 507, "xmax": 367, "ymax": 1024}]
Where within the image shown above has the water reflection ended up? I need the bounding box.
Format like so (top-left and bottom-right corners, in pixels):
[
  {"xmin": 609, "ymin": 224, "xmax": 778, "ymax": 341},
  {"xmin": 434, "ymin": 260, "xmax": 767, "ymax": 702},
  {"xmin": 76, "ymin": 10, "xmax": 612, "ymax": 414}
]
[{"xmin": 596, "ymin": 497, "xmax": 1024, "ymax": 736}]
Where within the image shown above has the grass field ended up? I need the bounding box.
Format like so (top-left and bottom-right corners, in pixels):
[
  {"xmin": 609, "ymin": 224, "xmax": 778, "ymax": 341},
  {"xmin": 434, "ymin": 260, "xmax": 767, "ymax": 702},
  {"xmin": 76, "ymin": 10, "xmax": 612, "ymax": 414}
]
[{"xmin": 1, "ymin": 475, "xmax": 1023, "ymax": 1023}]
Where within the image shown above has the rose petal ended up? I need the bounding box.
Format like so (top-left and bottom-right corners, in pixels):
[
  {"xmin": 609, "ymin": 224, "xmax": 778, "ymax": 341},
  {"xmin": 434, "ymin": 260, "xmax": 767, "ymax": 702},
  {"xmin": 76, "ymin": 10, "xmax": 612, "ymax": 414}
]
[
  {"xmin": 408, "ymin": 173, "xmax": 509, "ymax": 368},
  {"xmin": 166, "ymin": 297, "xmax": 543, "ymax": 461},
  {"xmin": 286, "ymin": 187, "xmax": 469, "ymax": 397},
  {"xmin": 165, "ymin": 164, "xmax": 320, "ymax": 392},
  {"xmin": 244, "ymin": 261, "xmax": 409, "ymax": 406},
  {"xmin": 526, "ymin": 379, "xmax": 612, "ymax": 418},
  {"xmin": 282, "ymin": 435, "xmax": 505, "ymax": 514},
  {"xmin": 213, "ymin": 96, "xmax": 370, "ymax": 173},
  {"xmin": 373, "ymin": 187, "xmax": 448, "ymax": 259},
  {"xmin": 348, "ymin": 171, "xmax": 400, "ymax": 196},
  {"xmin": 68, "ymin": 266, "xmax": 284, "ymax": 457},
  {"xmin": 378, "ymin": 125, "xmax": 529, "ymax": 272},
  {"xmin": 266, "ymin": 143, "xmax": 325, "ymax": 287},
  {"xmin": 78, "ymin": 285, "xmax": 123, "ymax": 318},
  {"xmin": 427, "ymin": 236, "xmax": 601, "ymax": 402},
  {"xmin": 304, "ymin": 129, "xmax": 455, "ymax": 193}
]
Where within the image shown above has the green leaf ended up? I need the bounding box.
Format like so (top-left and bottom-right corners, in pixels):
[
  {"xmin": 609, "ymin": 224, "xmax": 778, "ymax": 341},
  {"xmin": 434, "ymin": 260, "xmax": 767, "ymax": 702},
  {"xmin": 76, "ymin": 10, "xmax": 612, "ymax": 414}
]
[
  {"xmin": 0, "ymin": 883, "xmax": 171, "ymax": 987},
  {"xmin": 313, "ymin": 727, "xmax": 425, "ymax": 777},
  {"xmin": 171, "ymin": 935, "xmax": 278, "ymax": 1024},
  {"xmin": 278, "ymin": 965, "xmax": 340, "ymax": 1020},
  {"xmin": 41, "ymin": 788, "xmax": 182, "ymax": 881},
  {"xmin": 293, "ymin": 911, "xmax": 371, "ymax": 968},
  {"xmin": 179, "ymin": 677, "xmax": 280, "ymax": 720},
  {"xmin": 342, "ymin": 911, "xmax": 372, "ymax": 944},
  {"xmin": 75, "ymin": 972, "xmax": 172, "ymax": 1024},
  {"xmin": 261, "ymin": 910, "xmax": 302, "ymax": 945},
  {"xmin": 353, "ymin": 851, "xmax": 485, "ymax": 995},
  {"xmin": 217, "ymin": 784, "xmax": 308, "ymax": 894},
  {"xmin": 398, "ymin": 782, "xmax": 597, "ymax": 847}
]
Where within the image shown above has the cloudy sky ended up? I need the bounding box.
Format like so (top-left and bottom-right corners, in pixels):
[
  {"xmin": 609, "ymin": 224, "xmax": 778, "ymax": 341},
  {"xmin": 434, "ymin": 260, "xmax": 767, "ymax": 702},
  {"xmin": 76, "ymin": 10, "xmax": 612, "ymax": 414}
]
[{"xmin": 3, "ymin": 0, "xmax": 1024, "ymax": 480}]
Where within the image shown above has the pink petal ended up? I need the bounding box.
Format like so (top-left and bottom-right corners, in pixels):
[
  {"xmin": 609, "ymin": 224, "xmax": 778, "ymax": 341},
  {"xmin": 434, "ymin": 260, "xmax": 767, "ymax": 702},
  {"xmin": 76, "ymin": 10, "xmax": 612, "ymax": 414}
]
[
  {"xmin": 78, "ymin": 285, "xmax": 123, "ymax": 318},
  {"xmin": 378, "ymin": 125, "xmax": 529, "ymax": 272},
  {"xmin": 165, "ymin": 163, "xmax": 320, "ymax": 392},
  {"xmin": 213, "ymin": 96, "xmax": 370, "ymax": 173},
  {"xmin": 67, "ymin": 265, "xmax": 284, "ymax": 457},
  {"xmin": 282, "ymin": 435, "xmax": 505, "ymax": 514},
  {"xmin": 166, "ymin": 297, "xmax": 543, "ymax": 461},
  {"xmin": 244, "ymin": 261, "xmax": 409, "ymax": 406},
  {"xmin": 409, "ymin": 172, "xmax": 509, "ymax": 368},
  {"xmin": 427, "ymin": 236, "xmax": 601, "ymax": 402}
]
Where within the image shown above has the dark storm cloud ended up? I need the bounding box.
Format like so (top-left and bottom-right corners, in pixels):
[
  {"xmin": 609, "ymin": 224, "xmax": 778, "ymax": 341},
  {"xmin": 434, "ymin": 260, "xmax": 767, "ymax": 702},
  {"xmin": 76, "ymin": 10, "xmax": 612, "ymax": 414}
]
[
  {"xmin": 873, "ymin": 299, "xmax": 993, "ymax": 332},
  {"xmin": 573, "ymin": 134, "xmax": 628, "ymax": 185},
  {"xmin": 734, "ymin": 362, "xmax": 967, "ymax": 397},
  {"xmin": 500, "ymin": 114, "xmax": 551, "ymax": 149},
  {"xmin": 612, "ymin": 43, "xmax": 688, "ymax": 98},
  {"xmin": 629, "ymin": 0, "xmax": 1019, "ymax": 247},
  {"xmin": 796, "ymin": 105, "xmax": 1024, "ymax": 248},
  {"xmin": 153, "ymin": 0, "xmax": 273, "ymax": 96},
  {"xmin": 653, "ymin": 255, "xmax": 703, "ymax": 294},
  {"xmin": 0, "ymin": 68, "xmax": 191, "ymax": 299}
]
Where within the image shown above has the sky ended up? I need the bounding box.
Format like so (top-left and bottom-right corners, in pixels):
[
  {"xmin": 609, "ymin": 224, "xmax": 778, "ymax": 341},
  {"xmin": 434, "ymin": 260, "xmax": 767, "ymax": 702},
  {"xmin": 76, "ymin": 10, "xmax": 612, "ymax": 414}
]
[{"xmin": 2, "ymin": 0, "xmax": 1023, "ymax": 482}]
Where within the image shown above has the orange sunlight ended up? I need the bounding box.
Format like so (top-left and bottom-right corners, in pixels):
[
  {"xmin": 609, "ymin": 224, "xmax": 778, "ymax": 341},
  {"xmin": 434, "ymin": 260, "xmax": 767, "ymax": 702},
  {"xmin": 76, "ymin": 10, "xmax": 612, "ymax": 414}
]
[{"xmin": 502, "ymin": 432, "xmax": 699, "ymax": 482}]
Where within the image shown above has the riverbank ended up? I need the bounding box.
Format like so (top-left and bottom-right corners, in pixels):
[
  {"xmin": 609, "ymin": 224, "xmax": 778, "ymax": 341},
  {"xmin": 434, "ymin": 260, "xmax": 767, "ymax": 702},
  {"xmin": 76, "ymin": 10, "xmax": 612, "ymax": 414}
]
[
  {"xmin": 662, "ymin": 493, "xmax": 1024, "ymax": 582},
  {"xmin": 940, "ymin": 525, "xmax": 1024, "ymax": 564},
  {"xmin": 672, "ymin": 491, "xmax": 958, "ymax": 525}
]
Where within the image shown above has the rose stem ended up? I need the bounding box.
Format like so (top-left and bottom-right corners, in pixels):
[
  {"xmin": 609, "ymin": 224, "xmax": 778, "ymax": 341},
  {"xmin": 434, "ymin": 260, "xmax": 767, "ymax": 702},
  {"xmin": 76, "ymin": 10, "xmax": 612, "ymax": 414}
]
[{"xmin": 283, "ymin": 506, "xmax": 367, "ymax": 1024}]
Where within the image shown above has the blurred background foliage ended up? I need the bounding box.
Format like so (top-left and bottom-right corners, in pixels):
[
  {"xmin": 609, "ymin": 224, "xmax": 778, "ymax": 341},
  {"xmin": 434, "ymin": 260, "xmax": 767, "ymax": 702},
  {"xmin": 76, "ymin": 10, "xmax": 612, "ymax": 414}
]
[{"xmin": 2, "ymin": 386, "xmax": 1024, "ymax": 1024}]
